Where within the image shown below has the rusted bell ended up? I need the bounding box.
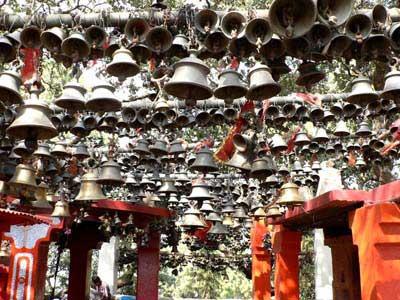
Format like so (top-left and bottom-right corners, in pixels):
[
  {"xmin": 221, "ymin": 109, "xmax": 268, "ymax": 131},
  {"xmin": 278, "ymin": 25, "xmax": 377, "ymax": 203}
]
[
  {"xmin": 0, "ymin": 36, "xmax": 16, "ymax": 63},
  {"xmin": 72, "ymin": 143, "xmax": 90, "ymax": 160},
  {"xmin": 323, "ymin": 32, "xmax": 352, "ymax": 58},
  {"xmin": 61, "ymin": 32, "xmax": 90, "ymax": 61},
  {"xmin": 97, "ymin": 159, "xmax": 124, "ymax": 186},
  {"xmin": 55, "ymin": 81, "xmax": 86, "ymax": 111},
  {"xmin": 20, "ymin": 25, "xmax": 41, "ymax": 48},
  {"xmin": 260, "ymin": 34, "xmax": 286, "ymax": 60},
  {"xmin": 346, "ymin": 76, "xmax": 378, "ymax": 107},
  {"xmin": 106, "ymin": 47, "xmax": 140, "ymax": 80},
  {"xmin": 345, "ymin": 14, "xmax": 372, "ymax": 43},
  {"xmin": 247, "ymin": 64, "xmax": 281, "ymax": 101},
  {"xmin": 277, "ymin": 182, "xmax": 303, "ymax": 207},
  {"xmin": 188, "ymin": 178, "xmax": 213, "ymax": 201},
  {"xmin": 164, "ymin": 54, "xmax": 212, "ymax": 100},
  {"xmin": 313, "ymin": 127, "xmax": 329, "ymax": 143},
  {"xmin": 146, "ymin": 26, "xmax": 172, "ymax": 54},
  {"xmin": 221, "ymin": 11, "xmax": 246, "ymax": 39},
  {"xmin": 8, "ymin": 163, "xmax": 37, "ymax": 190},
  {"xmin": 334, "ymin": 120, "xmax": 350, "ymax": 137},
  {"xmin": 245, "ymin": 17, "xmax": 272, "ymax": 48},
  {"xmin": 294, "ymin": 131, "xmax": 310, "ymax": 146},
  {"xmin": 41, "ymin": 27, "xmax": 66, "ymax": 53},
  {"xmin": 85, "ymin": 25, "xmax": 107, "ymax": 48},
  {"xmin": 203, "ymin": 31, "xmax": 229, "ymax": 54},
  {"xmin": 229, "ymin": 37, "xmax": 256, "ymax": 57},
  {"xmin": 51, "ymin": 142, "xmax": 70, "ymax": 158},
  {"xmin": 7, "ymin": 92, "xmax": 57, "ymax": 140},
  {"xmin": 195, "ymin": 9, "xmax": 219, "ymax": 34},
  {"xmin": 76, "ymin": 169, "xmax": 106, "ymax": 202},
  {"xmin": 169, "ymin": 140, "xmax": 185, "ymax": 155},
  {"xmin": 191, "ymin": 146, "xmax": 218, "ymax": 174},
  {"xmin": 214, "ymin": 70, "xmax": 247, "ymax": 100},
  {"xmin": 0, "ymin": 71, "xmax": 22, "ymax": 105},
  {"xmin": 87, "ymin": 81, "xmax": 121, "ymax": 112},
  {"xmin": 133, "ymin": 139, "xmax": 151, "ymax": 156},
  {"xmin": 284, "ymin": 36, "xmax": 311, "ymax": 58},
  {"xmin": 382, "ymin": 70, "xmax": 400, "ymax": 101},
  {"xmin": 181, "ymin": 207, "xmax": 206, "ymax": 230},
  {"xmin": 296, "ymin": 61, "xmax": 325, "ymax": 88},
  {"xmin": 269, "ymin": 0, "xmax": 317, "ymax": 38}
]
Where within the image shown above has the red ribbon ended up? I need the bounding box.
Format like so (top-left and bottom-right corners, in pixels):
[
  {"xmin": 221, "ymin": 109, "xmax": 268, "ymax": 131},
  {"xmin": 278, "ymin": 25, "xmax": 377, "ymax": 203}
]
[
  {"xmin": 20, "ymin": 48, "xmax": 40, "ymax": 84},
  {"xmin": 286, "ymin": 126, "xmax": 301, "ymax": 154},
  {"xmin": 296, "ymin": 93, "xmax": 322, "ymax": 107},
  {"xmin": 230, "ymin": 56, "xmax": 239, "ymax": 70},
  {"xmin": 193, "ymin": 138, "xmax": 214, "ymax": 153},
  {"xmin": 261, "ymin": 99, "xmax": 270, "ymax": 122}
]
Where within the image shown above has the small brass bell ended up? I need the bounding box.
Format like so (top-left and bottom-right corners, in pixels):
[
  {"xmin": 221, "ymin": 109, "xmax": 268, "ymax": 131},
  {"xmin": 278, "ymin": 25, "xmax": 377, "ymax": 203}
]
[
  {"xmin": 277, "ymin": 182, "xmax": 303, "ymax": 207},
  {"xmin": 296, "ymin": 61, "xmax": 325, "ymax": 88},
  {"xmin": 228, "ymin": 36, "xmax": 256, "ymax": 58},
  {"xmin": 382, "ymin": 70, "xmax": 400, "ymax": 101},
  {"xmin": 72, "ymin": 143, "xmax": 90, "ymax": 160},
  {"xmin": 85, "ymin": 25, "xmax": 107, "ymax": 48},
  {"xmin": 188, "ymin": 178, "xmax": 213, "ymax": 201},
  {"xmin": 97, "ymin": 159, "xmax": 125, "ymax": 186},
  {"xmin": 313, "ymin": 127, "xmax": 329, "ymax": 143},
  {"xmin": 214, "ymin": 70, "xmax": 247, "ymax": 100},
  {"xmin": 203, "ymin": 31, "xmax": 229, "ymax": 54},
  {"xmin": 51, "ymin": 199, "xmax": 71, "ymax": 218},
  {"xmin": 226, "ymin": 149, "xmax": 253, "ymax": 172},
  {"xmin": 133, "ymin": 139, "xmax": 151, "ymax": 156},
  {"xmin": 284, "ymin": 36, "xmax": 311, "ymax": 58},
  {"xmin": 0, "ymin": 36, "xmax": 16, "ymax": 63},
  {"xmin": 317, "ymin": 0, "xmax": 352, "ymax": 26},
  {"xmin": 41, "ymin": 27, "xmax": 67, "ymax": 53},
  {"xmin": 195, "ymin": 110, "xmax": 210, "ymax": 126},
  {"xmin": 169, "ymin": 140, "xmax": 186, "ymax": 155},
  {"xmin": 169, "ymin": 34, "xmax": 189, "ymax": 58},
  {"xmin": 191, "ymin": 146, "xmax": 218, "ymax": 174},
  {"xmin": 361, "ymin": 34, "xmax": 391, "ymax": 61},
  {"xmin": 356, "ymin": 121, "xmax": 372, "ymax": 137},
  {"xmin": 151, "ymin": 111, "xmax": 167, "ymax": 128},
  {"xmin": 75, "ymin": 169, "xmax": 106, "ymax": 202},
  {"xmin": 13, "ymin": 140, "xmax": 32, "ymax": 158},
  {"xmin": 158, "ymin": 177, "xmax": 178, "ymax": 194},
  {"xmin": 8, "ymin": 163, "xmax": 37, "ymax": 190},
  {"xmin": 87, "ymin": 81, "xmax": 121, "ymax": 112},
  {"xmin": 247, "ymin": 63, "xmax": 281, "ymax": 101},
  {"xmin": 164, "ymin": 54, "xmax": 213, "ymax": 100},
  {"xmin": 0, "ymin": 71, "xmax": 23, "ymax": 105},
  {"xmin": 323, "ymin": 33, "xmax": 352, "ymax": 57},
  {"xmin": 345, "ymin": 14, "xmax": 372, "ymax": 43},
  {"xmin": 32, "ymin": 182, "xmax": 52, "ymax": 209},
  {"xmin": 346, "ymin": 75, "xmax": 378, "ymax": 107},
  {"xmin": 250, "ymin": 156, "xmax": 277, "ymax": 180},
  {"xmin": 245, "ymin": 18, "xmax": 272, "ymax": 48},
  {"xmin": 149, "ymin": 140, "xmax": 169, "ymax": 157},
  {"xmin": 224, "ymin": 107, "xmax": 238, "ymax": 122},
  {"xmin": 334, "ymin": 120, "xmax": 350, "ymax": 137},
  {"xmin": 146, "ymin": 26, "xmax": 172, "ymax": 54},
  {"xmin": 55, "ymin": 81, "xmax": 86, "ymax": 111},
  {"xmin": 20, "ymin": 25, "xmax": 42, "ymax": 48},
  {"xmin": 266, "ymin": 204, "xmax": 282, "ymax": 218},
  {"xmin": 121, "ymin": 106, "xmax": 137, "ymax": 124},
  {"xmin": 209, "ymin": 221, "xmax": 228, "ymax": 235},
  {"xmin": 294, "ymin": 131, "xmax": 310, "ymax": 147},
  {"xmin": 125, "ymin": 18, "xmax": 149, "ymax": 43},
  {"xmin": 51, "ymin": 142, "xmax": 70, "ymax": 158},
  {"xmin": 5, "ymin": 29, "xmax": 21, "ymax": 46},
  {"xmin": 200, "ymin": 200, "xmax": 215, "ymax": 213},
  {"xmin": 106, "ymin": 48, "xmax": 140, "ymax": 80},
  {"xmin": 70, "ymin": 118, "xmax": 88, "ymax": 137},
  {"xmin": 181, "ymin": 207, "xmax": 206, "ymax": 230},
  {"xmin": 195, "ymin": 9, "xmax": 219, "ymax": 34},
  {"xmin": 270, "ymin": 134, "xmax": 287, "ymax": 154},
  {"xmin": 308, "ymin": 22, "xmax": 332, "ymax": 49},
  {"xmin": 33, "ymin": 143, "xmax": 52, "ymax": 158},
  {"xmin": 61, "ymin": 32, "xmax": 90, "ymax": 61},
  {"xmin": 221, "ymin": 11, "xmax": 246, "ymax": 39},
  {"xmin": 260, "ymin": 34, "xmax": 286, "ymax": 60}
]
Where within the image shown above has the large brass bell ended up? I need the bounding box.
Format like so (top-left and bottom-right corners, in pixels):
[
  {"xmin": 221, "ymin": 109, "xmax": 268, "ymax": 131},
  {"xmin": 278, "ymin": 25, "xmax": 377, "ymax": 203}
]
[
  {"xmin": 250, "ymin": 156, "xmax": 276, "ymax": 180},
  {"xmin": 245, "ymin": 18, "xmax": 272, "ymax": 48},
  {"xmin": 41, "ymin": 27, "xmax": 67, "ymax": 53},
  {"xmin": 146, "ymin": 26, "xmax": 172, "ymax": 54},
  {"xmin": 269, "ymin": 0, "xmax": 317, "ymax": 38},
  {"xmin": 191, "ymin": 146, "xmax": 218, "ymax": 174},
  {"xmin": 8, "ymin": 163, "xmax": 37, "ymax": 191},
  {"xmin": 361, "ymin": 34, "xmax": 391, "ymax": 62},
  {"xmin": 323, "ymin": 33, "xmax": 352, "ymax": 57},
  {"xmin": 308, "ymin": 22, "xmax": 331, "ymax": 49},
  {"xmin": 317, "ymin": 0, "xmax": 353, "ymax": 26},
  {"xmin": 87, "ymin": 81, "xmax": 121, "ymax": 112},
  {"xmin": 7, "ymin": 92, "xmax": 57, "ymax": 140},
  {"xmin": 381, "ymin": 70, "xmax": 400, "ymax": 101},
  {"xmin": 32, "ymin": 182, "xmax": 52, "ymax": 209},
  {"xmin": 61, "ymin": 32, "xmax": 90, "ymax": 61},
  {"xmin": 125, "ymin": 18, "xmax": 149, "ymax": 43},
  {"xmin": 55, "ymin": 81, "xmax": 86, "ymax": 111},
  {"xmin": 277, "ymin": 182, "xmax": 303, "ymax": 207},
  {"xmin": 75, "ymin": 169, "xmax": 106, "ymax": 202},
  {"xmin": 345, "ymin": 14, "xmax": 372, "ymax": 43},
  {"xmin": 51, "ymin": 200, "xmax": 71, "ymax": 218},
  {"xmin": 247, "ymin": 63, "xmax": 281, "ymax": 101},
  {"xmin": 214, "ymin": 70, "xmax": 247, "ymax": 100},
  {"xmin": 181, "ymin": 207, "xmax": 206, "ymax": 230},
  {"xmin": 229, "ymin": 37, "xmax": 256, "ymax": 58},
  {"xmin": 221, "ymin": 11, "xmax": 246, "ymax": 39},
  {"xmin": 85, "ymin": 25, "xmax": 107, "ymax": 48},
  {"xmin": 203, "ymin": 31, "xmax": 229, "ymax": 53},
  {"xmin": 164, "ymin": 54, "xmax": 212, "ymax": 100},
  {"xmin": 0, "ymin": 71, "xmax": 22, "ymax": 105},
  {"xmin": 195, "ymin": 9, "xmax": 219, "ymax": 34},
  {"xmin": 97, "ymin": 159, "xmax": 125, "ymax": 186},
  {"xmin": 20, "ymin": 25, "xmax": 42, "ymax": 48},
  {"xmin": 260, "ymin": 34, "xmax": 286, "ymax": 60},
  {"xmin": 346, "ymin": 75, "xmax": 378, "ymax": 107},
  {"xmin": 0, "ymin": 36, "xmax": 16, "ymax": 63},
  {"xmin": 296, "ymin": 61, "xmax": 325, "ymax": 88},
  {"xmin": 106, "ymin": 48, "xmax": 140, "ymax": 80}
]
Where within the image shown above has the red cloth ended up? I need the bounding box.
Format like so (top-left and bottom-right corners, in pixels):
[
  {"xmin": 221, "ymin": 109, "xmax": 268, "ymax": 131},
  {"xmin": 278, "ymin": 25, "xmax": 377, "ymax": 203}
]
[
  {"xmin": 286, "ymin": 126, "xmax": 301, "ymax": 154},
  {"xmin": 193, "ymin": 221, "xmax": 212, "ymax": 241},
  {"xmin": 296, "ymin": 93, "xmax": 322, "ymax": 107},
  {"xmin": 261, "ymin": 99, "xmax": 270, "ymax": 122},
  {"xmin": 20, "ymin": 48, "xmax": 40, "ymax": 84}
]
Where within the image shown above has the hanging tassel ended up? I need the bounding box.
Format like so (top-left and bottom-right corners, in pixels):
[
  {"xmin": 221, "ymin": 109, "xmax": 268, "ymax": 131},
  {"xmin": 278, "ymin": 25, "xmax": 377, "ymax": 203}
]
[
  {"xmin": 348, "ymin": 150, "xmax": 356, "ymax": 166},
  {"xmin": 20, "ymin": 48, "xmax": 41, "ymax": 84},
  {"xmin": 286, "ymin": 126, "xmax": 301, "ymax": 153},
  {"xmin": 296, "ymin": 92, "xmax": 322, "ymax": 107},
  {"xmin": 193, "ymin": 221, "xmax": 212, "ymax": 242},
  {"xmin": 193, "ymin": 138, "xmax": 214, "ymax": 153},
  {"xmin": 261, "ymin": 99, "xmax": 270, "ymax": 122},
  {"xmin": 230, "ymin": 56, "xmax": 239, "ymax": 70}
]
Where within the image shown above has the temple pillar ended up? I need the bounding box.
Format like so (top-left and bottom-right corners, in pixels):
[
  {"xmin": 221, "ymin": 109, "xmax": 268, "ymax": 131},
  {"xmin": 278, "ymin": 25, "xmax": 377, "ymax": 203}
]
[
  {"xmin": 272, "ymin": 225, "xmax": 301, "ymax": 300},
  {"xmin": 251, "ymin": 219, "xmax": 271, "ymax": 300},
  {"xmin": 349, "ymin": 202, "xmax": 400, "ymax": 300},
  {"xmin": 136, "ymin": 230, "xmax": 160, "ymax": 300}
]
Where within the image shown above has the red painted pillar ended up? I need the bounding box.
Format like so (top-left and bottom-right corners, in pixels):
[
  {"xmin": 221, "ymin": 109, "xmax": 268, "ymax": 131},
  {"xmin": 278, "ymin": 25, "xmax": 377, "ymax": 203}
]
[
  {"xmin": 251, "ymin": 219, "xmax": 271, "ymax": 300},
  {"xmin": 272, "ymin": 225, "xmax": 301, "ymax": 300},
  {"xmin": 0, "ymin": 265, "xmax": 8, "ymax": 300},
  {"xmin": 136, "ymin": 230, "xmax": 160, "ymax": 300},
  {"xmin": 349, "ymin": 202, "xmax": 400, "ymax": 300}
]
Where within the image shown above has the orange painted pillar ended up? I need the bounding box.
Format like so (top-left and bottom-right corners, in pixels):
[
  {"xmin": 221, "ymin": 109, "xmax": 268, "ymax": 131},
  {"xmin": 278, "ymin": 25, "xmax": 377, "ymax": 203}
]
[
  {"xmin": 251, "ymin": 219, "xmax": 271, "ymax": 300},
  {"xmin": 272, "ymin": 225, "xmax": 301, "ymax": 300},
  {"xmin": 349, "ymin": 202, "xmax": 400, "ymax": 300}
]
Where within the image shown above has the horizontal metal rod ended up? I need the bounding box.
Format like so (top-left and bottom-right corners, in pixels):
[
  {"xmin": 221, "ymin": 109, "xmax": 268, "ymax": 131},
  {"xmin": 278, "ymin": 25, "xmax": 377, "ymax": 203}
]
[{"xmin": 1, "ymin": 8, "xmax": 400, "ymax": 30}]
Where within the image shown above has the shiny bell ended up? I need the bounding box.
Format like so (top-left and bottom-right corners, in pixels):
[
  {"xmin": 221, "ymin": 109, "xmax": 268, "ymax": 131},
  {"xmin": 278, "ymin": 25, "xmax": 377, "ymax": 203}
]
[
  {"xmin": 85, "ymin": 25, "xmax": 107, "ymax": 48},
  {"xmin": 317, "ymin": 0, "xmax": 352, "ymax": 26},
  {"xmin": 164, "ymin": 54, "xmax": 212, "ymax": 100},
  {"xmin": 0, "ymin": 71, "xmax": 23, "ymax": 105},
  {"xmin": 195, "ymin": 9, "xmax": 219, "ymax": 34},
  {"xmin": 41, "ymin": 27, "xmax": 66, "ymax": 53},
  {"xmin": 181, "ymin": 207, "xmax": 206, "ymax": 230},
  {"xmin": 270, "ymin": 133, "xmax": 288, "ymax": 154},
  {"xmin": 247, "ymin": 63, "xmax": 281, "ymax": 101},
  {"xmin": 55, "ymin": 81, "xmax": 86, "ymax": 111},
  {"xmin": 266, "ymin": 204, "xmax": 282, "ymax": 218},
  {"xmin": 51, "ymin": 199, "xmax": 71, "ymax": 218},
  {"xmin": 187, "ymin": 178, "xmax": 213, "ymax": 201},
  {"xmin": 97, "ymin": 159, "xmax": 124, "ymax": 186},
  {"xmin": 191, "ymin": 146, "xmax": 218, "ymax": 174},
  {"xmin": 75, "ymin": 169, "xmax": 106, "ymax": 202},
  {"xmin": 61, "ymin": 32, "xmax": 90, "ymax": 61},
  {"xmin": 146, "ymin": 26, "xmax": 172, "ymax": 54},
  {"xmin": 245, "ymin": 18, "xmax": 272, "ymax": 48},
  {"xmin": 346, "ymin": 75, "xmax": 378, "ymax": 107},
  {"xmin": 221, "ymin": 11, "xmax": 246, "ymax": 39},
  {"xmin": 214, "ymin": 70, "xmax": 247, "ymax": 100},
  {"xmin": 269, "ymin": 0, "xmax": 317, "ymax": 38},
  {"xmin": 345, "ymin": 14, "xmax": 372, "ymax": 43},
  {"xmin": 8, "ymin": 163, "xmax": 37, "ymax": 190},
  {"xmin": 296, "ymin": 61, "xmax": 325, "ymax": 89},
  {"xmin": 203, "ymin": 31, "xmax": 229, "ymax": 53},
  {"xmin": 125, "ymin": 18, "xmax": 149, "ymax": 43},
  {"xmin": 382, "ymin": 70, "xmax": 400, "ymax": 102},
  {"xmin": 106, "ymin": 47, "xmax": 140, "ymax": 80},
  {"xmin": 87, "ymin": 81, "xmax": 121, "ymax": 112},
  {"xmin": 294, "ymin": 131, "xmax": 311, "ymax": 147},
  {"xmin": 277, "ymin": 182, "xmax": 303, "ymax": 207},
  {"xmin": 20, "ymin": 25, "xmax": 42, "ymax": 48}
]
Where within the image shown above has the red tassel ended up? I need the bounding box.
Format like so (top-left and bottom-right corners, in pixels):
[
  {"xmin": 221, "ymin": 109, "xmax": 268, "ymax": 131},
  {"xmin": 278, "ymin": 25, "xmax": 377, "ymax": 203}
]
[
  {"xmin": 286, "ymin": 126, "xmax": 301, "ymax": 153},
  {"xmin": 230, "ymin": 56, "xmax": 239, "ymax": 70},
  {"xmin": 296, "ymin": 93, "xmax": 322, "ymax": 107},
  {"xmin": 20, "ymin": 48, "xmax": 40, "ymax": 84},
  {"xmin": 148, "ymin": 58, "xmax": 156, "ymax": 73},
  {"xmin": 193, "ymin": 138, "xmax": 215, "ymax": 153},
  {"xmin": 193, "ymin": 221, "xmax": 212, "ymax": 241},
  {"xmin": 261, "ymin": 99, "xmax": 270, "ymax": 122}
]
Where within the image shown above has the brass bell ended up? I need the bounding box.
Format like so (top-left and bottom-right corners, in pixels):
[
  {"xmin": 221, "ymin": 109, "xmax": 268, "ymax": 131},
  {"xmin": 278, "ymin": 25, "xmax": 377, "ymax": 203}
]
[
  {"xmin": 41, "ymin": 27, "xmax": 67, "ymax": 53},
  {"xmin": 151, "ymin": 111, "xmax": 167, "ymax": 128},
  {"xmin": 226, "ymin": 148, "xmax": 253, "ymax": 172},
  {"xmin": 72, "ymin": 143, "xmax": 90, "ymax": 160},
  {"xmin": 70, "ymin": 118, "xmax": 88, "ymax": 137},
  {"xmin": 313, "ymin": 127, "xmax": 329, "ymax": 143},
  {"xmin": 361, "ymin": 34, "xmax": 391, "ymax": 61},
  {"xmin": 343, "ymin": 102, "xmax": 357, "ymax": 117},
  {"xmin": 164, "ymin": 54, "xmax": 212, "ymax": 100},
  {"xmin": 270, "ymin": 133, "xmax": 287, "ymax": 154},
  {"xmin": 200, "ymin": 200, "xmax": 215, "ymax": 213},
  {"xmin": 224, "ymin": 107, "xmax": 238, "ymax": 122},
  {"xmin": 245, "ymin": 18, "xmax": 272, "ymax": 48},
  {"xmin": 0, "ymin": 36, "xmax": 16, "ymax": 63},
  {"xmin": 129, "ymin": 42, "xmax": 152, "ymax": 63},
  {"xmin": 33, "ymin": 143, "xmax": 52, "ymax": 158},
  {"xmin": 309, "ymin": 105, "xmax": 324, "ymax": 122},
  {"xmin": 125, "ymin": 18, "xmax": 149, "ymax": 43},
  {"xmin": 284, "ymin": 36, "xmax": 311, "ymax": 58},
  {"xmin": 345, "ymin": 14, "xmax": 372, "ymax": 43},
  {"xmin": 368, "ymin": 4, "xmax": 388, "ymax": 31},
  {"xmin": 181, "ymin": 207, "xmax": 206, "ymax": 230},
  {"xmin": 323, "ymin": 32, "xmax": 352, "ymax": 58},
  {"xmin": 187, "ymin": 178, "xmax": 213, "ymax": 201},
  {"xmin": 75, "ymin": 169, "xmax": 106, "ymax": 202},
  {"xmin": 106, "ymin": 47, "xmax": 140, "ymax": 80},
  {"xmin": 85, "ymin": 25, "xmax": 107, "ymax": 48},
  {"xmin": 269, "ymin": 0, "xmax": 317, "ymax": 38},
  {"xmin": 158, "ymin": 177, "xmax": 178, "ymax": 194},
  {"xmin": 260, "ymin": 34, "xmax": 286, "ymax": 61},
  {"xmin": 61, "ymin": 32, "xmax": 90, "ymax": 61},
  {"xmin": 121, "ymin": 106, "xmax": 137, "ymax": 124},
  {"xmin": 211, "ymin": 108, "xmax": 224, "ymax": 125},
  {"xmin": 250, "ymin": 156, "xmax": 276, "ymax": 180},
  {"xmin": 169, "ymin": 34, "xmax": 189, "ymax": 58},
  {"xmin": 7, "ymin": 92, "xmax": 57, "ymax": 140},
  {"xmin": 382, "ymin": 70, "xmax": 400, "ymax": 101},
  {"xmin": 247, "ymin": 63, "xmax": 281, "ymax": 101},
  {"xmin": 5, "ymin": 29, "xmax": 21, "ymax": 46},
  {"xmin": 277, "ymin": 182, "xmax": 303, "ymax": 207},
  {"xmin": 317, "ymin": 0, "xmax": 352, "ymax": 26},
  {"xmin": 146, "ymin": 26, "xmax": 172, "ymax": 54},
  {"xmin": 308, "ymin": 22, "xmax": 331, "ymax": 49},
  {"xmin": 0, "ymin": 71, "xmax": 22, "ymax": 105},
  {"xmin": 133, "ymin": 139, "xmax": 151, "ymax": 156},
  {"xmin": 208, "ymin": 220, "xmax": 228, "ymax": 235},
  {"xmin": 221, "ymin": 11, "xmax": 246, "ymax": 39},
  {"xmin": 296, "ymin": 61, "xmax": 325, "ymax": 88},
  {"xmin": 8, "ymin": 163, "xmax": 37, "ymax": 190},
  {"xmin": 33, "ymin": 182, "xmax": 52, "ymax": 209},
  {"xmin": 390, "ymin": 23, "xmax": 400, "ymax": 49},
  {"xmin": 13, "ymin": 140, "xmax": 32, "ymax": 158},
  {"xmin": 97, "ymin": 159, "xmax": 124, "ymax": 186},
  {"xmin": 169, "ymin": 140, "xmax": 185, "ymax": 155},
  {"xmin": 322, "ymin": 110, "xmax": 335, "ymax": 123},
  {"xmin": 203, "ymin": 31, "xmax": 229, "ymax": 54},
  {"xmin": 228, "ymin": 36, "xmax": 256, "ymax": 58},
  {"xmin": 195, "ymin": 9, "xmax": 219, "ymax": 34},
  {"xmin": 346, "ymin": 75, "xmax": 378, "ymax": 107},
  {"xmin": 87, "ymin": 81, "xmax": 121, "ymax": 112},
  {"xmin": 51, "ymin": 142, "xmax": 70, "ymax": 158},
  {"xmin": 149, "ymin": 140, "xmax": 169, "ymax": 157},
  {"xmin": 51, "ymin": 199, "xmax": 71, "ymax": 218},
  {"xmin": 294, "ymin": 131, "xmax": 310, "ymax": 147},
  {"xmin": 355, "ymin": 121, "xmax": 372, "ymax": 137},
  {"xmin": 191, "ymin": 146, "xmax": 218, "ymax": 174},
  {"xmin": 55, "ymin": 81, "xmax": 86, "ymax": 111},
  {"xmin": 20, "ymin": 25, "xmax": 42, "ymax": 48},
  {"xmin": 266, "ymin": 203, "xmax": 282, "ymax": 218},
  {"xmin": 214, "ymin": 70, "xmax": 247, "ymax": 100},
  {"xmin": 105, "ymin": 35, "xmax": 120, "ymax": 57},
  {"xmin": 282, "ymin": 102, "xmax": 297, "ymax": 118}
]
